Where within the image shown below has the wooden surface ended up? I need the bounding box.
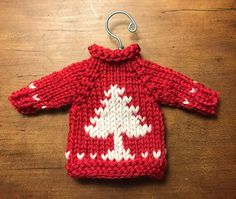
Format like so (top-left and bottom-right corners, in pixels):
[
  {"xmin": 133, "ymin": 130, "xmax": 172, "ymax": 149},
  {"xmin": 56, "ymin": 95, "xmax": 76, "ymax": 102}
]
[{"xmin": 0, "ymin": 0, "xmax": 235, "ymax": 198}]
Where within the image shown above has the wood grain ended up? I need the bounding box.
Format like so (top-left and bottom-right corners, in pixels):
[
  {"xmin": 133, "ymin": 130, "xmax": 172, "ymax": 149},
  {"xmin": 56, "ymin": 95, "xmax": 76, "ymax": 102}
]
[{"xmin": 0, "ymin": 0, "xmax": 235, "ymax": 198}]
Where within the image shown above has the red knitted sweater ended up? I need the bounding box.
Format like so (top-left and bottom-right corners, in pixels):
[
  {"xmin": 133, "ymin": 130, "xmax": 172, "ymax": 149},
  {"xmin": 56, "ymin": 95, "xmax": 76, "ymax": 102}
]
[{"xmin": 9, "ymin": 44, "xmax": 219, "ymax": 179}]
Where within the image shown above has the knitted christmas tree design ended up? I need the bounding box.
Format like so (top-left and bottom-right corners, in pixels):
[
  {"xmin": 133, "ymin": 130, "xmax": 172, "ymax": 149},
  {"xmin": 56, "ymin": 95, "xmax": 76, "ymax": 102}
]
[{"xmin": 84, "ymin": 85, "xmax": 152, "ymax": 161}]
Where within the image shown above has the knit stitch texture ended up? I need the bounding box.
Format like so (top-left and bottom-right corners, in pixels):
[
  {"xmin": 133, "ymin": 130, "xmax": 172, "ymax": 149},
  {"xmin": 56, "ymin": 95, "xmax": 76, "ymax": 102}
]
[{"xmin": 9, "ymin": 44, "xmax": 219, "ymax": 179}]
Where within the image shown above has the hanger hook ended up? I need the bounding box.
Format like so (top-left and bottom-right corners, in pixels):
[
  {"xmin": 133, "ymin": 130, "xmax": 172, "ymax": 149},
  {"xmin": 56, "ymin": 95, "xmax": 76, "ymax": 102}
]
[{"xmin": 105, "ymin": 11, "xmax": 137, "ymax": 49}]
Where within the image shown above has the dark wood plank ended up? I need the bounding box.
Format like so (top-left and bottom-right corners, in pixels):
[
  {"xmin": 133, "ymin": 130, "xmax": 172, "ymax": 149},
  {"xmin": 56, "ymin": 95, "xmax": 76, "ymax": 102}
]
[{"xmin": 0, "ymin": 0, "xmax": 235, "ymax": 198}]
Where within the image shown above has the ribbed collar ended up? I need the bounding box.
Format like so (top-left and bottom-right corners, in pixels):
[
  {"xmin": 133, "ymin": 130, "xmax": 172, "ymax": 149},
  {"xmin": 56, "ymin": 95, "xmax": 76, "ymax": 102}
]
[{"xmin": 88, "ymin": 44, "xmax": 141, "ymax": 62}]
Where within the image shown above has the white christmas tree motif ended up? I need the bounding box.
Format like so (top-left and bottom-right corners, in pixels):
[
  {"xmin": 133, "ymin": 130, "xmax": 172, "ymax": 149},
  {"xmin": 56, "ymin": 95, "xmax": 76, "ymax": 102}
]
[{"xmin": 84, "ymin": 84, "xmax": 152, "ymax": 162}]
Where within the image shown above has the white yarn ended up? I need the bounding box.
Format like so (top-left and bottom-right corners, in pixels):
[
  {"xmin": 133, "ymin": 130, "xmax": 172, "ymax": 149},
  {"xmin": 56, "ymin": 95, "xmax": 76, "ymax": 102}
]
[
  {"xmin": 90, "ymin": 153, "xmax": 97, "ymax": 159},
  {"xmin": 153, "ymin": 150, "xmax": 161, "ymax": 159},
  {"xmin": 65, "ymin": 151, "xmax": 70, "ymax": 159},
  {"xmin": 183, "ymin": 98, "xmax": 190, "ymax": 105},
  {"xmin": 190, "ymin": 88, "xmax": 196, "ymax": 93},
  {"xmin": 32, "ymin": 94, "xmax": 40, "ymax": 101},
  {"xmin": 29, "ymin": 82, "xmax": 36, "ymax": 89},
  {"xmin": 141, "ymin": 151, "xmax": 148, "ymax": 158},
  {"xmin": 77, "ymin": 153, "xmax": 85, "ymax": 160}
]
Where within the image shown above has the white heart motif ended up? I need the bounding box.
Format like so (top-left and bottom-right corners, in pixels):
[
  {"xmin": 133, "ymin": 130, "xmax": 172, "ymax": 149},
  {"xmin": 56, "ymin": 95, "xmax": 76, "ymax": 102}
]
[
  {"xmin": 90, "ymin": 153, "xmax": 97, "ymax": 159},
  {"xmin": 183, "ymin": 98, "xmax": 190, "ymax": 105},
  {"xmin": 77, "ymin": 153, "xmax": 85, "ymax": 160},
  {"xmin": 101, "ymin": 154, "xmax": 108, "ymax": 160},
  {"xmin": 141, "ymin": 151, "xmax": 148, "ymax": 158},
  {"xmin": 32, "ymin": 94, "xmax": 40, "ymax": 101},
  {"xmin": 153, "ymin": 150, "xmax": 161, "ymax": 159},
  {"xmin": 190, "ymin": 88, "xmax": 196, "ymax": 93},
  {"xmin": 29, "ymin": 82, "xmax": 36, "ymax": 89},
  {"xmin": 65, "ymin": 151, "xmax": 70, "ymax": 159}
]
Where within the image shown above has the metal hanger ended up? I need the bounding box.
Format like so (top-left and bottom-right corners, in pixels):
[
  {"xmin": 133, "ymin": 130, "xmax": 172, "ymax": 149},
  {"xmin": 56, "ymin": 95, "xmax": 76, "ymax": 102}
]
[{"xmin": 105, "ymin": 11, "xmax": 138, "ymax": 50}]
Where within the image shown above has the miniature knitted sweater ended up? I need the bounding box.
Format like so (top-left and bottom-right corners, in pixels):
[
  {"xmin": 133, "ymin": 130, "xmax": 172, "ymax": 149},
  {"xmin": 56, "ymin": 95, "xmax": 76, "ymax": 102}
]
[{"xmin": 9, "ymin": 44, "xmax": 219, "ymax": 179}]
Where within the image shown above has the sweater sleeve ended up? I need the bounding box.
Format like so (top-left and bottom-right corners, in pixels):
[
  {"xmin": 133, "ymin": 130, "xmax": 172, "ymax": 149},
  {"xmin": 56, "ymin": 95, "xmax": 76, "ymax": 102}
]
[
  {"xmin": 9, "ymin": 61, "xmax": 87, "ymax": 114},
  {"xmin": 144, "ymin": 62, "xmax": 219, "ymax": 115}
]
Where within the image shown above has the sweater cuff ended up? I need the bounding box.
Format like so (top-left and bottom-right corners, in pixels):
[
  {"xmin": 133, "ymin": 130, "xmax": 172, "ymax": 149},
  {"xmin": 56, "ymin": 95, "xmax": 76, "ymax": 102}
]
[
  {"xmin": 192, "ymin": 87, "xmax": 220, "ymax": 115},
  {"xmin": 9, "ymin": 85, "xmax": 41, "ymax": 114}
]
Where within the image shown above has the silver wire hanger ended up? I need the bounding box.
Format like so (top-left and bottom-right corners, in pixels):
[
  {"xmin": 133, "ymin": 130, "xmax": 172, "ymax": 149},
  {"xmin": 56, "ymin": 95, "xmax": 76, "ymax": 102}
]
[{"xmin": 105, "ymin": 11, "xmax": 138, "ymax": 50}]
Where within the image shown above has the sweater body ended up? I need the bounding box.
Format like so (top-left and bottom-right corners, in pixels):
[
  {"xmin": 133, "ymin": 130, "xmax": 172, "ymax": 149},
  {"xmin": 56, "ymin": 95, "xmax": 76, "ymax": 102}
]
[
  {"xmin": 9, "ymin": 44, "xmax": 219, "ymax": 179},
  {"xmin": 66, "ymin": 58, "xmax": 166, "ymax": 178}
]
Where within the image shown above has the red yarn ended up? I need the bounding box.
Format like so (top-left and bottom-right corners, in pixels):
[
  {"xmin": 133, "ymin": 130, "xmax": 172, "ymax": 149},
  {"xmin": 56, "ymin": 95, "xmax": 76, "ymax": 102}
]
[{"xmin": 9, "ymin": 44, "xmax": 219, "ymax": 179}]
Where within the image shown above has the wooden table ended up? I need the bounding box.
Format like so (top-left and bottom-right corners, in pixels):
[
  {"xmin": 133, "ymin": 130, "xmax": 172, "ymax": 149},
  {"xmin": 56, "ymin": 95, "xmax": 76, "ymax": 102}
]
[{"xmin": 0, "ymin": 0, "xmax": 235, "ymax": 198}]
